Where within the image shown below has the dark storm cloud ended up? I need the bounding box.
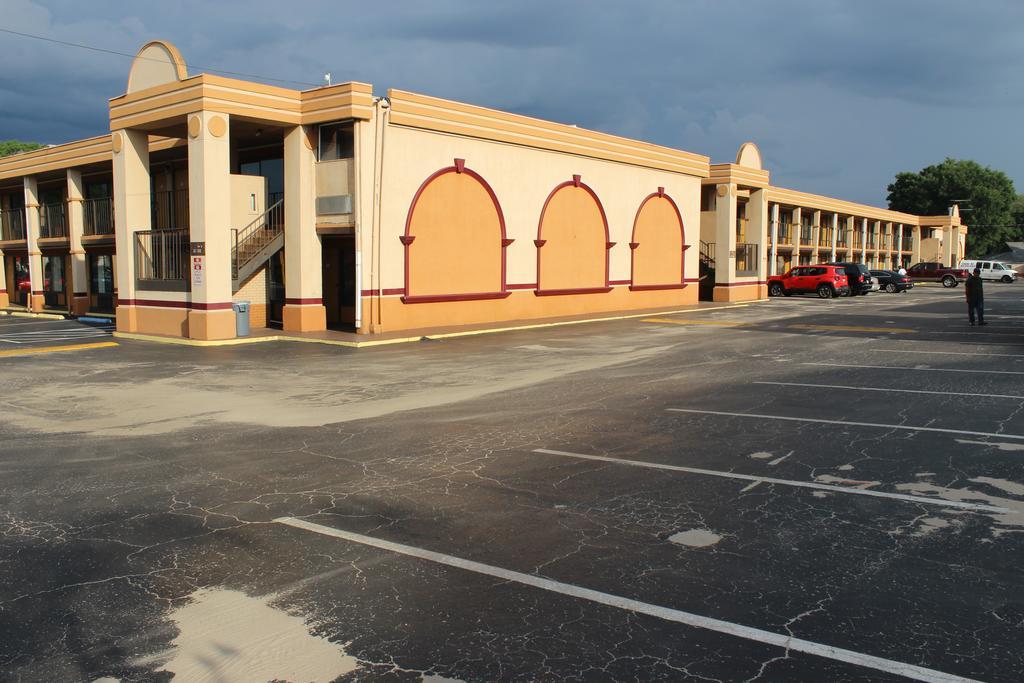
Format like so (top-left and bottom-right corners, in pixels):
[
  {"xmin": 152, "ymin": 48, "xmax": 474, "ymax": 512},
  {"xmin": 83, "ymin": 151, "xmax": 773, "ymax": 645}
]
[{"xmin": 1, "ymin": 0, "xmax": 1021, "ymax": 204}]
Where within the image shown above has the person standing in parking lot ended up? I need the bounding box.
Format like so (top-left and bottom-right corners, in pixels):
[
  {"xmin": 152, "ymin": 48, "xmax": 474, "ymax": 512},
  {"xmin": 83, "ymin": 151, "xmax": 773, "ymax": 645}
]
[{"xmin": 966, "ymin": 266, "xmax": 985, "ymax": 326}]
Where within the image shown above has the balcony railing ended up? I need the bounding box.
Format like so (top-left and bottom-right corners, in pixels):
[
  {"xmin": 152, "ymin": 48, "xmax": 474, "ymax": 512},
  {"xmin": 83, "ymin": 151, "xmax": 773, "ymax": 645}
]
[
  {"xmin": 135, "ymin": 228, "xmax": 189, "ymax": 283},
  {"xmin": 818, "ymin": 230, "xmax": 832, "ymax": 248},
  {"xmin": 853, "ymin": 234, "xmax": 863, "ymax": 248},
  {"xmin": 0, "ymin": 208, "xmax": 25, "ymax": 241},
  {"xmin": 867, "ymin": 235, "xmax": 876, "ymax": 249},
  {"xmin": 736, "ymin": 242, "xmax": 759, "ymax": 275},
  {"xmin": 777, "ymin": 222, "xmax": 792, "ymax": 244},
  {"xmin": 39, "ymin": 202, "xmax": 67, "ymax": 238},
  {"xmin": 83, "ymin": 197, "xmax": 115, "ymax": 235},
  {"xmin": 152, "ymin": 189, "xmax": 189, "ymax": 231},
  {"xmin": 799, "ymin": 227, "xmax": 813, "ymax": 245}
]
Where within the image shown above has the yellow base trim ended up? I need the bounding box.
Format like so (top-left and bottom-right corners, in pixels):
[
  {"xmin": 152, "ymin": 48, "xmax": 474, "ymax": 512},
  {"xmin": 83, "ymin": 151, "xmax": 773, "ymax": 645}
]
[
  {"xmin": 642, "ymin": 318, "xmax": 750, "ymax": 327},
  {"xmin": 788, "ymin": 324, "xmax": 916, "ymax": 334},
  {"xmin": 112, "ymin": 302, "xmax": 759, "ymax": 349},
  {"xmin": 0, "ymin": 341, "xmax": 118, "ymax": 358}
]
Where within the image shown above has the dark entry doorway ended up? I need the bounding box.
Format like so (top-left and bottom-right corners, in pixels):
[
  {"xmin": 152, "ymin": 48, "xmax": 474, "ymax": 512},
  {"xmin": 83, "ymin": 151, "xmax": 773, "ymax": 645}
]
[
  {"xmin": 322, "ymin": 235, "xmax": 355, "ymax": 331},
  {"xmin": 266, "ymin": 250, "xmax": 285, "ymax": 328},
  {"xmin": 5, "ymin": 253, "xmax": 30, "ymax": 307}
]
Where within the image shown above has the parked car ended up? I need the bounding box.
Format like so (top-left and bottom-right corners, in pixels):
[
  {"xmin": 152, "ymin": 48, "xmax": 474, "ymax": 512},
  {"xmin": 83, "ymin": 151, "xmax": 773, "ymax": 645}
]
[
  {"xmin": 957, "ymin": 260, "xmax": 1018, "ymax": 283},
  {"xmin": 906, "ymin": 262, "xmax": 968, "ymax": 287},
  {"xmin": 870, "ymin": 269, "xmax": 914, "ymax": 293},
  {"xmin": 825, "ymin": 262, "xmax": 874, "ymax": 295},
  {"xmin": 768, "ymin": 265, "xmax": 850, "ymax": 299}
]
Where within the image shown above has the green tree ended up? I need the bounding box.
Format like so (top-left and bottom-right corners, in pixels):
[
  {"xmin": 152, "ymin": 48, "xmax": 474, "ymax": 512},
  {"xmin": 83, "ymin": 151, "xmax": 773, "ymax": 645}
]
[
  {"xmin": 0, "ymin": 140, "xmax": 43, "ymax": 158},
  {"xmin": 887, "ymin": 158, "xmax": 1018, "ymax": 257},
  {"xmin": 1013, "ymin": 194, "xmax": 1024, "ymax": 233}
]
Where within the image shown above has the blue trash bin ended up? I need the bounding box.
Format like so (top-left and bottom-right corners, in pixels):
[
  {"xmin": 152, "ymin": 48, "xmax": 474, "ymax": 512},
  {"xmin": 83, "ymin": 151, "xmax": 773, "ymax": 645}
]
[{"xmin": 232, "ymin": 301, "xmax": 250, "ymax": 337}]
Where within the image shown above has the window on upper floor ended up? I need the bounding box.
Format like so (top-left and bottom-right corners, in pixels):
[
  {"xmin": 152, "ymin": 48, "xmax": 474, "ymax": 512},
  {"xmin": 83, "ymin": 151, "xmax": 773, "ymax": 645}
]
[{"xmin": 318, "ymin": 122, "xmax": 354, "ymax": 161}]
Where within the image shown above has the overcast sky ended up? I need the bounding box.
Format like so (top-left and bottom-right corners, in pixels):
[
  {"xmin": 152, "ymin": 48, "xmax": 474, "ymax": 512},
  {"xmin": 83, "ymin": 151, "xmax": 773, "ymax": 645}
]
[{"xmin": 1, "ymin": 0, "xmax": 1021, "ymax": 206}]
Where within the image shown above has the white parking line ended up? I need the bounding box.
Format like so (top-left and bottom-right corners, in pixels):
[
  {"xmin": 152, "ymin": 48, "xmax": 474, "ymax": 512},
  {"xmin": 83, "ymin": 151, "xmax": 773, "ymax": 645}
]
[
  {"xmin": 666, "ymin": 408, "xmax": 1024, "ymax": 441},
  {"xmin": 276, "ymin": 516, "xmax": 981, "ymax": 683},
  {"xmin": 753, "ymin": 381, "xmax": 1024, "ymax": 400},
  {"xmin": 532, "ymin": 449, "xmax": 1008, "ymax": 513},
  {"xmin": 873, "ymin": 348, "xmax": 1024, "ymax": 358},
  {"xmin": 801, "ymin": 362, "xmax": 1024, "ymax": 376}
]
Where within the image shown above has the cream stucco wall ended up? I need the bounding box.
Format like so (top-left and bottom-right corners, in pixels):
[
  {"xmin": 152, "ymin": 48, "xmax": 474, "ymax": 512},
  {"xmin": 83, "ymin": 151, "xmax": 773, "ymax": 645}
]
[
  {"xmin": 371, "ymin": 123, "xmax": 702, "ymax": 294},
  {"xmin": 229, "ymin": 174, "xmax": 266, "ymax": 229}
]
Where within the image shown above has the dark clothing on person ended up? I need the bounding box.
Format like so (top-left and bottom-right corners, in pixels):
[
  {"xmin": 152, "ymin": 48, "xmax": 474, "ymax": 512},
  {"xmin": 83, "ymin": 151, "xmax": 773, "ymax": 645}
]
[{"xmin": 965, "ymin": 273, "xmax": 985, "ymax": 325}]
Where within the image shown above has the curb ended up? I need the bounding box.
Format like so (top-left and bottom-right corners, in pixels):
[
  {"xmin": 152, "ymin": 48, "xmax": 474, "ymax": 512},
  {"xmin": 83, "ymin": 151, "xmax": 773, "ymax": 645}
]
[
  {"xmin": 112, "ymin": 301, "xmax": 760, "ymax": 349},
  {"xmin": 0, "ymin": 310, "xmax": 68, "ymax": 320}
]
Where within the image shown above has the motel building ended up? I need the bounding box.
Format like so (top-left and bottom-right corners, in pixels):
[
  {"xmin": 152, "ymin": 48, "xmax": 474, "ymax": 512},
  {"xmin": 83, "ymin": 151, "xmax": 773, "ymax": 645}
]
[{"xmin": 0, "ymin": 41, "xmax": 968, "ymax": 341}]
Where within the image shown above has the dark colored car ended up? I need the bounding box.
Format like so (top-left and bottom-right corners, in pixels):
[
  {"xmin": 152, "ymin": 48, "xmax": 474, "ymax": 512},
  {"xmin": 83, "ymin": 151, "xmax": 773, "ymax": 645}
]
[
  {"xmin": 768, "ymin": 265, "xmax": 850, "ymax": 299},
  {"xmin": 870, "ymin": 270, "xmax": 913, "ymax": 293},
  {"xmin": 906, "ymin": 262, "xmax": 968, "ymax": 288},
  {"xmin": 825, "ymin": 262, "xmax": 874, "ymax": 295}
]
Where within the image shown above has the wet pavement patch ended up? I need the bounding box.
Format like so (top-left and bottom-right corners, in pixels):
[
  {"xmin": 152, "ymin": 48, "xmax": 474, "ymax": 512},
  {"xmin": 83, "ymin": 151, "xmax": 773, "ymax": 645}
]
[{"xmin": 668, "ymin": 529, "xmax": 722, "ymax": 547}]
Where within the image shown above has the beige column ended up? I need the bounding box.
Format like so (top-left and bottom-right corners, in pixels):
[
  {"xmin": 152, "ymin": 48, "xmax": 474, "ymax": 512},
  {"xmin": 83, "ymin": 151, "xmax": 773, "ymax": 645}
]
[
  {"xmin": 896, "ymin": 223, "xmax": 904, "ymax": 263},
  {"xmin": 860, "ymin": 218, "xmax": 868, "ymax": 263},
  {"xmin": 844, "ymin": 216, "xmax": 854, "ymax": 259},
  {"xmin": 792, "ymin": 207, "xmax": 803, "ymax": 263},
  {"xmin": 187, "ymin": 111, "xmax": 235, "ymax": 340},
  {"xmin": 0, "ymin": 251, "xmax": 6, "ymax": 307},
  {"xmin": 811, "ymin": 210, "xmax": 821, "ymax": 259},
  {"xmin": 830, "ymin": 213, "xmax": 838, "ymax": 262},
  {"xmin": 769, "ymin": 202, "xmax": 779, "ymax": 276},
  {"xmin": 712, "ymin": 183, "xmax": 737, "ymax": 301},
  {"xmin": 282, "ymin": 124, "xmax": 326, "ymax": 331},
  {"xmin": 112, "ymin": 129, "xmax": 152, "ymax": 332},
  {"xmin": 748, "ymin": 188, "xmax": 768, "ymax": 292},
  {"xmin": 67, "ymin": 169, "xmax": 89, "ymax": 315},
  {"xmin": 23, "ymin": 177, "xmax": 44, "ymax": 311},
  {"xmin": 876, "ymin": 223, "xmax": 884, "ymax": 268},
  {"xmin": 911, "ymin": 226, "xmax": 922, "ymax": 263},
  {"xmin": 942, "ymin": 225, "xmax": 956, "ymax": 267}
]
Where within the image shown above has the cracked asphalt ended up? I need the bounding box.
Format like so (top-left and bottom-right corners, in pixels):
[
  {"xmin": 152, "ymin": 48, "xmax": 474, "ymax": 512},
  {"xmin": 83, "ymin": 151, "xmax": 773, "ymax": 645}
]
[{"xmin": 1, "ymin": 284, "xmax": 1023, "ymax": 682}]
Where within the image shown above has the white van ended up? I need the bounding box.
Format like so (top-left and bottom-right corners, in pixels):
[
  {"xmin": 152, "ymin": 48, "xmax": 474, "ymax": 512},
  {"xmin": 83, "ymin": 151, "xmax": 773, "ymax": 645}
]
[{"xmin": 958, "ymin": 260, "xmax": 1018, "ymax": 282}]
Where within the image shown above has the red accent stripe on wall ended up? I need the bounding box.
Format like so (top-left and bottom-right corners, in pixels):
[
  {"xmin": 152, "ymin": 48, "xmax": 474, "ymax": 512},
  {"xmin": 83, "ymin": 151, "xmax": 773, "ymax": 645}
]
[
  {"xmin": 192, "ymin": 302, "xmax": 234, "ymax": 311},
  {"xmin": 284, "ymin": 297, "xmax": 325, "ymax": 305},
  {"xmin": 628, "ymin": 283, "xmax": 688, "ymax": 291},
  {"xmin": 609, "ymin": 279, "xmax": 631, "ymax": 286},
  {"xmin": 505, "ymin": 283, "xmax": 537, "ymax": 290},
  {"xmin": 358, "ymin": 289, "xmax": 405, "ymax": 297},
  {"xmin": 401, "ymin": 292, "xmax": 512, "ymax": 304},
  {"xmin": 534, "ymin": 287, "xmax": 612, "ymax": 297},
  {"xmin": 118, "ymin": 299, "xmax": 190, "ymax": 309}
]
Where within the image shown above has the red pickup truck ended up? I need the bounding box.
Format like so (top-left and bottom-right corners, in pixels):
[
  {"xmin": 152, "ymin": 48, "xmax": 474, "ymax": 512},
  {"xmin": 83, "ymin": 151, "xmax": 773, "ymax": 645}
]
[{"xmin": 905, "ymin": 262, "xmax": 969, "ymax": 288}]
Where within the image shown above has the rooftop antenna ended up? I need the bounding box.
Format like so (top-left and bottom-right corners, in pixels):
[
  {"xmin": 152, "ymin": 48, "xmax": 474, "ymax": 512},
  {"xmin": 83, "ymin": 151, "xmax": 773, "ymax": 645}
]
[{"xmin": 324, "ymin": 72, "xmax": 332, "ymax": 87}]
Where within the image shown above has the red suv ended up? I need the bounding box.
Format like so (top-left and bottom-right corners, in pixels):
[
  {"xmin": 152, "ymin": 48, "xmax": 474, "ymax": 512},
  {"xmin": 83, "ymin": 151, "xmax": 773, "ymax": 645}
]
[{"xmin": 768, "ymin": 265, "xmax": 850, "ymax": 299}]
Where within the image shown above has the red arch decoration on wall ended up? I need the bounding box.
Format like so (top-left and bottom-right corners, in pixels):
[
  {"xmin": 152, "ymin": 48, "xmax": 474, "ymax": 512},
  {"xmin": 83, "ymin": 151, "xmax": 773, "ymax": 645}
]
[
  {"xmin": 534, "ymin": 175, "xmax": 612, "ymax": 296},
  {"xmin": 628, "ymin": 188, "xmax": 690, "ymax": 291},
  {"xmin": 400, "ymin": 159, "xmax": 512, "ymax": 304}
]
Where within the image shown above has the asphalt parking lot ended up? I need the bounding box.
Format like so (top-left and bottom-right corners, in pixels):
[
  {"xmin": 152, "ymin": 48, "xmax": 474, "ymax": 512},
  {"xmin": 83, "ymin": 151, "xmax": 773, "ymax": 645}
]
[{"xmin": 1, "ymin": 285, "xmax": 1022, "ymax": 682}]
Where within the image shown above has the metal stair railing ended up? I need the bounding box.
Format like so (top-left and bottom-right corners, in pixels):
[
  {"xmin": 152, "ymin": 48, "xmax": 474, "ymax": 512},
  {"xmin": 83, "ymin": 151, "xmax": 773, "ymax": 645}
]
[
  {"xmin": 699, "ymin": 240, "xmax": 715, "ymax": 268},
  {"xmin": 231, "ymin": 199, "xmax": 284, "ymax": 280}
]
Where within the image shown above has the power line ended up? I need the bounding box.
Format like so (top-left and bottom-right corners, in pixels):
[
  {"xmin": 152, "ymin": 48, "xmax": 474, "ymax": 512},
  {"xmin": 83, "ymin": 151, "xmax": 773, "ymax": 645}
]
[{"xmin": 0, "ymin": 26, "xmax": 321, "ymax": 88}]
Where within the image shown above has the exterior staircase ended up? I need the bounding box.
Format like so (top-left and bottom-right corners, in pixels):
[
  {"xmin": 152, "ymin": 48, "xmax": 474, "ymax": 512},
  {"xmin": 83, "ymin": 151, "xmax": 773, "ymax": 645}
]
[{"xmin": 232, "ymin": 199, "xmax": 284, "ymax": 292}]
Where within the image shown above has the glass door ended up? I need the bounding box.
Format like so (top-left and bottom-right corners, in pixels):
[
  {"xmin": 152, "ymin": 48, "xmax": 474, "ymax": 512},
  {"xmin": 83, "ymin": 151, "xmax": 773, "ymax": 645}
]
[
  {"xmin": 89, "ymin": 253, "xmax": 114, "ymax": 313},
  {"xmin": 41, "ymin": 254, "xmax": 67, "ymax": 309},
  {"xmin": 7, "ymin": 254, "xmax": 30, "ymax": 307}
]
